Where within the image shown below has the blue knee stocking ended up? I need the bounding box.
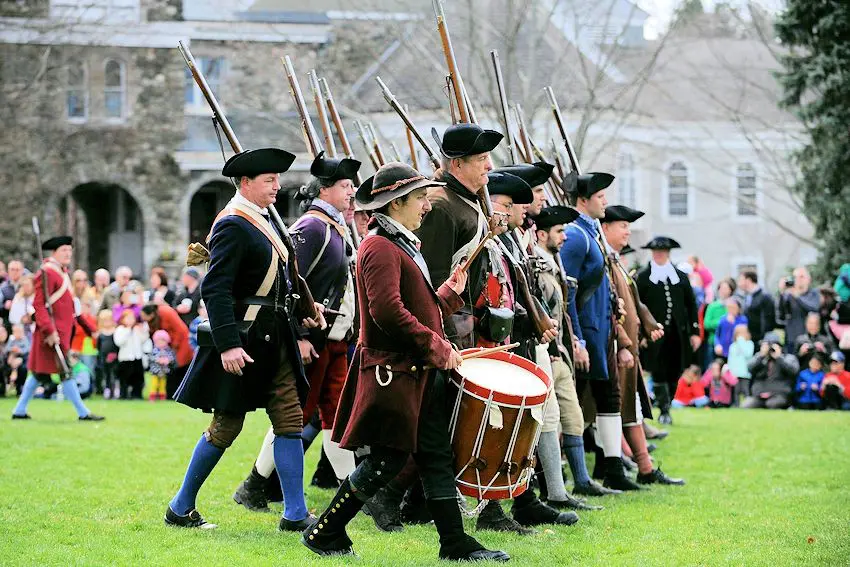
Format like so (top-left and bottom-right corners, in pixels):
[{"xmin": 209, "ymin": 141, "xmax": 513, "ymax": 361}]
[
  {"xmin": 274, "ymin": 433, "xmax": 308, "ymax": 521},
  {"xmin": 563, "ymin": 434, "xmax": 591, "ymax": 486},
  {"xmin": 169, "ymin": 435, "xmax": 225, "ymax": 515}
]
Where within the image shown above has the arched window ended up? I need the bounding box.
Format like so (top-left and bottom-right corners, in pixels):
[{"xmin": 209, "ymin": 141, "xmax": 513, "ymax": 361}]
[
  {"xmin": 736, "ymin": 163, "xmax": 757, "ymax": 216},
  {"xmin": 104, "ymin": 59, "xmax": 126, "ymax": 120},
  {"xmin": 616, "ymin": 150, "xmax": 637, "ymax": 208},
  {"xmin": 666, "ymin": 161, "xmax": 689, "ymax": 217},
  {"xmin": 66, "ymin": 59, "xmax": 88, "ymax": 121}
]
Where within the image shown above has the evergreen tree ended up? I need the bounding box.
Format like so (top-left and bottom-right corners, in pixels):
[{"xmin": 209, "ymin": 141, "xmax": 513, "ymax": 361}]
[{"xmin": 776, "ymin": 1, "xmax": 850, "ymax": 279}]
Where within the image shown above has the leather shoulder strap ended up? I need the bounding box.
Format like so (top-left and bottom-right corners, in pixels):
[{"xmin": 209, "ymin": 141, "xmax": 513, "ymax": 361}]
[{"xmin": 207, "ymin": 206, "xmax": 289, "ymax": 263}]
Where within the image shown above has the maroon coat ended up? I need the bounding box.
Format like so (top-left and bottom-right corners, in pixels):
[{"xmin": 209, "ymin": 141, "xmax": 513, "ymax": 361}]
[
  {"xmin": 28, "ymin": 260, "xmax": 75, "ymax": 375},
  {"xmin": 332, "ymin": 228, "xmax": 463, "ymax": 453}
]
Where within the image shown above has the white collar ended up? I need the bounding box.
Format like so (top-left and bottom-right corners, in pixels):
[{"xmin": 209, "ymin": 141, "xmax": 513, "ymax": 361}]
[
  {"xmin": 233, "ymin": 191, "xmax": 269, "ymax": 216},
  {"xmin": 649, "ymin": 260, "xmax": 680, "ymax": 284},
  {"xmin": 381, "ymin": 214, "xmax": 421, "ymax": 246}
]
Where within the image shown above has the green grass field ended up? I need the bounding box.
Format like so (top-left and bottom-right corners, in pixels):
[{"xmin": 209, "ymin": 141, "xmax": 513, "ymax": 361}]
[{"xmin": 1, "ymin": 398, "xmax": 848, "ymax": 566}]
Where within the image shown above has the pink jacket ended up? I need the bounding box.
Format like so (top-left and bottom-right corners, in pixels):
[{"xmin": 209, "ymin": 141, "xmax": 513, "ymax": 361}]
[{"xmin": 701, "ymin": 368, "xmax": 738, "ymax": 405}]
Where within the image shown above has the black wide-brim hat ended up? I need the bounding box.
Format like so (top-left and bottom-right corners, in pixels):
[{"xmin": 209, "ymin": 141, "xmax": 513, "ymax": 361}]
[
  {"xmin": 620, "ymin": 244, "xmax": 636, "ymax": 256},
  {"xmin": 221, "ymin": 147, "xmax": 296, "ymax": 178},
  {"xmin": 487, "ymin": 171, "xmax": 533, "ymax": 205},
  {"xmin": 563, "ymin": 170, "xmax": 615, "ymax": 200},
  {"xmin": 355, "ymin": 162, "xmax": 444, "ymax": 211},
  {"xmin": 602, "ymin": 204, "xmax": 645, "ymax": 224},
  {"xmin": 495, "ymin": 161, "xmax": 555, "ymax": 188},
  {"xmin": 642, "ymin": 236, "xmax": 681, "ymax": 250},
  {"xmin": 534, "ymin": 205, "xmax": 580, "ymax": 230},
  {"xmin": 431, "ymin": 123, "xmax": 503, "ymax": 159},
  {"xmin": 42, "ymin": 236, "xmax": 73, "ymax": 251},
  {"xmin": 310, "ymin": 150, "xmax": 361, "ymax": 184}
]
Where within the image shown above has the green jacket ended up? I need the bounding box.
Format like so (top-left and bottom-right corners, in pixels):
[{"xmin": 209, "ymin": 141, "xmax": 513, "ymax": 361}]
[{"xmin": 703, "ymin": 300, "xmax": 727, "ymax": 343}]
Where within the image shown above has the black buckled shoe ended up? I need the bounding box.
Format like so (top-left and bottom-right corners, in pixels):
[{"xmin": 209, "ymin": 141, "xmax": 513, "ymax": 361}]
[
  {"xmin": 573, "ymin": 479, "xmax": 622, "ymax": 497},
  {"xmin": 476, "ymin": 500, "xmax": 535, "ymax": 535},
  {"xmin": 602, "ymin": 457, "xmax": 643, "ymax": 492},
  {"xmin": 643, "ymin": 422, "xmax": 669, "ymax": 440},
  {"xmin": 280, "ymin": 513, "xmax": 317, "ymax": 532},
  {"xmin": 511, "ymin": 493, "xmax": 578, "ymax": 527},
  {"xmin": 547, "ymin": 492, "xmax": 604, "ymax": 511},
  {"xmin": 310, "ymin": 448, "xmax": 339, "ymax": 490},
  {"xmin": 647, "ymin": 443, "xmax": 658, "ymax": 453},
  {"xmin": 11, "ymin": 414, "xmax": 31, "ymax": 420},
  {"xmin": 79, "ymin": 414, "xmax": 105, "ymax": 421},
  {"xmin": 164, "ymin": 506, "xmax": 217, "ymax": 529},
  {"xmin": 439, "ymin": 534, "xmax": 510, "ymax": 562},
  {"xmin": 301, "ymin": 478, "xmax": 362, "ymax": 557},
  {"xmin": 400, "ymin": 482, "xmax": 432, "ymax": 525},
  {"xmin": 233, "ymin": 466, "xmax": 272, "ymax": 512},
  {"xmin": 637, "ymin": 468, "xmax": 685, "ymax": 486},
  {"xmin": 364, "ymin": 486, "xmax": 404, "ymax": 532},
  {"xmin": 658, "ymin": 411, "xmax": 673, "ymax": 425}
]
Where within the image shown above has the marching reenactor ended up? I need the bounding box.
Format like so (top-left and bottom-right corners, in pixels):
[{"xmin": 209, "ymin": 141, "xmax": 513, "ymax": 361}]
[
  {"xmin": 232, "ymin": 151, "xmax": 361, "ymax": 511},
  {"xmin": 302, "ymin": 162, "xmax": 509, "ymax": 562},
  {"xmin": 11, "ymin": 236, "xmax": 103, "ymax": 422},
  {"xmin": 165, "ymin": 148, "xmax": 325, "ymax": 532},
  {"xmin": 636, "ymin": 236, "xmax": 701, "ymax": 425},
  {"xmin": 601, "ymin": 206, "xmax": 684, "ymax": 486}
]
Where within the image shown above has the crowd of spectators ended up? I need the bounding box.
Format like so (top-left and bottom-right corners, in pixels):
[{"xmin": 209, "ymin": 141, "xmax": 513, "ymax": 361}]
[
  {"xmin": 670, "ymin": 259, "xmax": 850, "ymax": 411},
  {"xmin": 0, "ymin": 260, "xmax": 204, "ymax": 402}
]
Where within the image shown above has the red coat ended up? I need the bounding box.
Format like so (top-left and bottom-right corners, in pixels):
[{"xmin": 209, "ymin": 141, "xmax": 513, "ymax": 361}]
[
  {"xmin": 332, "ymin": 230, "xmax": 463, "ymax": 453},
  {"xmin": 149, "ymin": 304, "xmax": 193, "ymax": 367},
  {"xmin": 673, "ymin": 376, "xmax": 708, "ymax": 405},
  {"xmin": 28, "ymin": 260, "xmax": 75, "ymax": 375}
]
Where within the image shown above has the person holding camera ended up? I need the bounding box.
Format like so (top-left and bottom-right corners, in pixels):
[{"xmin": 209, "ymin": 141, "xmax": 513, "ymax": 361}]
[
  {"xmin": 742, "ymin": 332, "xmax": 799, "ymax": 409},
  {"xmin": 776, "ymin": 268, "xmax": 820, "ymax": 353}
]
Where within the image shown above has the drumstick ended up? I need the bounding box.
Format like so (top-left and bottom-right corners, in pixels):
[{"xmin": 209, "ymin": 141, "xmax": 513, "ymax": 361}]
[
  {"xmin": 460, "ymin": 231, "xmax": 495, "ymax": 273},
  {"xmin": 461, "ymin": 342, "xmax": 520, "ymax": 361}
]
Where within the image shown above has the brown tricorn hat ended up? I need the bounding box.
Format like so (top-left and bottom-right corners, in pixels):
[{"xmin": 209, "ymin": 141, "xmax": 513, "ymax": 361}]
[{"xmin": 355, "ymin": 162, "xmax": 444, "ymax": 211}]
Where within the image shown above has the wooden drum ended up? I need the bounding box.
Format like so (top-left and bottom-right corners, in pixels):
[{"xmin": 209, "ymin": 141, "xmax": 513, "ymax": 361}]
[{"xmin": 448, "ymin": 350, "xmax": 551, "ymax": 500}]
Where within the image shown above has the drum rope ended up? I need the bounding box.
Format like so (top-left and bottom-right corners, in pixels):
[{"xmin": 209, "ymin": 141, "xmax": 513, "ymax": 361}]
[
  {"xmin": 448, "ymin": 375, "xmax": 467, "ymax": 443},
  {"xmin": 503, "ymin": 395, "xmax": 527, "ymax": 499}
]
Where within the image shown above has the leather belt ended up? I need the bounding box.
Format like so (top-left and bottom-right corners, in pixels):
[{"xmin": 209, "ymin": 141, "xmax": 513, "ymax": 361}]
[{"xmin": 236, "ymin": 295, "xmax": 293, "ymax": 314}]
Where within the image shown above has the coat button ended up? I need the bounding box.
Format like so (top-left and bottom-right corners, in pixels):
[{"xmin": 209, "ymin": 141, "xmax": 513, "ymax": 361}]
[
  {"xmin": 410, "ymin": 366, "xmax": 417, "ymax": 372},
  {"xmin": 386, "ymin": 364, "xmax": 392, "ymax": 369},
  {"xmin": 264, "ymin": 335, "xmax": 271, "ymax": 342}
]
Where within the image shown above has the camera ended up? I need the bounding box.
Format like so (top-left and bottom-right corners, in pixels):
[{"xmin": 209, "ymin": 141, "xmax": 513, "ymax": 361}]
[{"xmin": 783, "ymin": 276, "xmax": 794, "ymax": 288}]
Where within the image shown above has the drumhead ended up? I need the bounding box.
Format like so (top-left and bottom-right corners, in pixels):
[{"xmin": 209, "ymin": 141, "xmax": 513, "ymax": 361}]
[{"xmin": 457, "ymin": 358, "xmax": 548, "ymax": 397}]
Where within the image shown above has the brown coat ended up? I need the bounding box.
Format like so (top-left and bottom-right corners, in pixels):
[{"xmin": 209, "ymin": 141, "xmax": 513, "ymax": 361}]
[
  {"xmin": 332, "ymin": 228, "xmax": 463, "ymax": 453},
  {"xmin": 610, "ymin": 255, "xmax": 658, "ymax": 423}
]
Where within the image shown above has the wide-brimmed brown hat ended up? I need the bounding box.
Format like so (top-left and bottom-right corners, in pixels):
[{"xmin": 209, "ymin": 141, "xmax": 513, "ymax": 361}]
[{"xmin": 355, "ymin": 162, "xmax": 444, "ymax": 211}]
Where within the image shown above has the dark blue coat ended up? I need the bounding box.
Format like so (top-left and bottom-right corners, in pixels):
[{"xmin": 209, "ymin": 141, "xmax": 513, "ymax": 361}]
[
  {"xmin": 559, "ymin": 216, "xmax": 612, "ymax": 380},
  {"xmin": 174, "ymin": 214, "xmax": 308, "ymax": 414}
]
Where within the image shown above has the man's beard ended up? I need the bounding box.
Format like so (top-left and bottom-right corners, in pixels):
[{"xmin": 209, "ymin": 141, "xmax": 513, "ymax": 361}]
[{"xmin": 545, "ymin": 239, "xmax": 559, "ymax": 255}]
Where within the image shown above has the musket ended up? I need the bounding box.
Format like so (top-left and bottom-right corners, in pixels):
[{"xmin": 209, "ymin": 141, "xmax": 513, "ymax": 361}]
[
  {"xmin": 376, "ymin": 77, "xmax": 441, "ymax": 169},
  {"xmin": 445, "ymin": 76, "xmax": 458, "ymax": 124},
  {"xmin": 490, "ymin": 50, "xmax": 518, "ymax": 164},
  {"xmin": 529, "ymin": 136, "xmax": 565, "ymax": 204},
  {"xmin": 31, "ymin": 216, "xmax": 70, "ymax": 378},
  {"xmin": 545, "ymin": 86, "xmax": 581, "ymax": 174},
  {"xmin": 389, "ymin": 141, "xmax": 404, "ymax": 163},
  {"xmin": 319, "ymin": 78, "xmax": 363, "ymax": 186},
  {"xmin": 179, "ymin": 42, "xmax": 318, "ymax": 319},
  {"xmin": 354, "ymin": 120, "xmax": 380, "ymax": 169},
  {"xmin": 282, "ymin": 56, "xmax": 322, "ymax": 159},
  {"xmin": 513, "ymin": 104, "xmax": 559, "ymax": 205},
  {"xmin": 434, "ymin": 0, "xmax": 469, "ymax": 123},
  {"xmin": 551, "ymin": 138, "xmax": 566, "ymax": 181},
  {"xmin": 367, "ymin": 122, "xmax": 387, "ymax": 166},
  {"xmin": 308, "ymin": 70, "xmax": 337, "ymax": 158},
  {"xmin": 403, "ymin": 104, "xmax": 419, "ymax": 170}
]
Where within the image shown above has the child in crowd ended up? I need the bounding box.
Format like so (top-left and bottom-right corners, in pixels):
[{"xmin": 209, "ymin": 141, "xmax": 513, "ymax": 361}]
[
  {"xmin": 96, "ymin": 309, "xmax": 119, "ymax": 399},
  {"xmin": 68, "ymin": 351, "xmax": 93, "ymax": 399},
  {"xmin": 188, "ymin": 299, "xmax": 206, "ymax": 353},
  {"xmin": 795, "ymin": 355, "xmax": 825, "ymax": 410},
  {"xmin": 672, "ymin": 365, "xmax": 710, "ymax": 408},
  {"xmin": 148, "ymin": 330, "xmax": 175, "ymax": 402},
  {"xmin": 112, "ymin": 285, "xmax": 143, "ymax": 323},
  {"xmin": 0, "ymin": 326, "xmax": 8, "ymax": 397},
  {"xmin": 113, "ymin": 309, "xmax": 148, "ymax": 399},
  {"xmin": 821, "ymin": 351, "xmax": 850, "ymax": 410},
  {"xmin": 728, "ymin": 324, "xmax": 754, "ymax": 404},
  {"xmin": 714, "ymin": 297, "xmax": 748, "ymax": 359},
  {"xmin": 4, "ymin": 323, "xmax": 30, "ymax": 397},
  {"xmin": 703, "ymin": 359, "xmax": 738, "ymax": 407}
]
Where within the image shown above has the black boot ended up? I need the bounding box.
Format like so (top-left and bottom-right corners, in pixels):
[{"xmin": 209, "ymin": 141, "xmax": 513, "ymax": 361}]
[
  {"xmin": 654, "ymin": 383, "xmax": 673, "ymax": 425},
  {"xmin": 264, "ymin": 470, "xmax": 283, "ymax": 503},
  {"xmin": 547, "ymin": 491, "xmax": 603, "ymax": 511},
  {"xmin": 511, "ymin": 490, "xmax": 578, "ymax": 527},
  {"xmin": 591, "ymin": 446, "xmax": 606, "ymax": 480},
  {"xmin": 311, "ymin": 447, "xmax": 338, "ymax": 489},
  {"xmin": 301, "ymin": 478, "xmax": 362, "ymax": 557},
  {"xmin": 637, "ymin": 468, "xmax": 685, "ymax": 486},
  {"xmin": 364, "ymin": 486, "xmax": 404, "ymax": 532},
  {"xmin": 233, "ymin": 465, "xmax": 271, "ymax": 512},
  {"xmin": 602, "ymin": 457, "xmax": 642, "ymax": 491},
  {"xmin": 399, "ymin": 481, "xmax": 432, "ymax": 525},
  {"xmin": 476, "ymin": 500, "xmax": 535, "ymax": 535},
  {"xmin": 427, "ymin": 499, "xmax": 510, "ymax": 562},
  {"xmin": 573, "ymin": 479, "xmax": 622, "ymax": 497}
]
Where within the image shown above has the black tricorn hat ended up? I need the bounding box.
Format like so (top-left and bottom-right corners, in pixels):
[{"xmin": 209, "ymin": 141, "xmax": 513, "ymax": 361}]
[
  {"xmin": 222, "ymin": 147, "xmax": 296, "ymax": 178},
  {"xmin": 534, "ymin": 205, "xmax": 580, "ymax": 230},
  {"xmin": 487, "ymin": 172, "xmax": 533, "ymax": 205},
  {"xmin": 642, "ymin": 236, "xmax": 681, "ymax": 250},
  {"xmin": 601, "ymin": 205, "xmax": 645, "ymax": 224},
  {"xmin": 42, "ymin": 236, "xmax": 73, "ymax": 251},
  {"xmin": 310, "ymin": 150, "xmax": 361, "ymax": 184},
  {"xmin": 562, "ymin": 170, "xmax": 615, "ymax": 201},
  {"xmin": 495, "ymin": 161, "xmax": 555, "ymax": 188},
  {"xmin": 620, "ymin": 244, "xmax": 636, "ymax": 256},
  {"xmin": 355, "ymin": 162, "xmax": 444, "ymax": 211},
  {"xmin": 431, "ymin": 123, "xmax": 503, "ymax": 159}
]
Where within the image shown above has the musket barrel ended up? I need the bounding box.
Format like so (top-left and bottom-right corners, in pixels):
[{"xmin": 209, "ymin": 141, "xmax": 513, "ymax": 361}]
[
  {"xmin": 376, "ymin": 76, "xmax": 440, "ymax": 169},
  {"xmin": 490, "ymin": 50, "xmax": 517, "ymax": 164},
  {"xmin": 319, "ymin": 78, "xmax": 363, "ymax": 186},
  {"xmin": 545, "ymin": 86, "xmax": 582, "ymax": 174},
  {"xmin": 309, "ymin": 70, "xmax": 337, "ymax": 158},
  {"xmin": 282, "ymin": 56, "xmax": 322, "ymax": 158}
]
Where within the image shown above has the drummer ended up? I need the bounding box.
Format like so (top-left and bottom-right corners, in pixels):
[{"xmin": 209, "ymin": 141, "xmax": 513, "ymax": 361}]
[{"xmin": 302, "ymin": 162, "xmax": 508, "ymax": 563}]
